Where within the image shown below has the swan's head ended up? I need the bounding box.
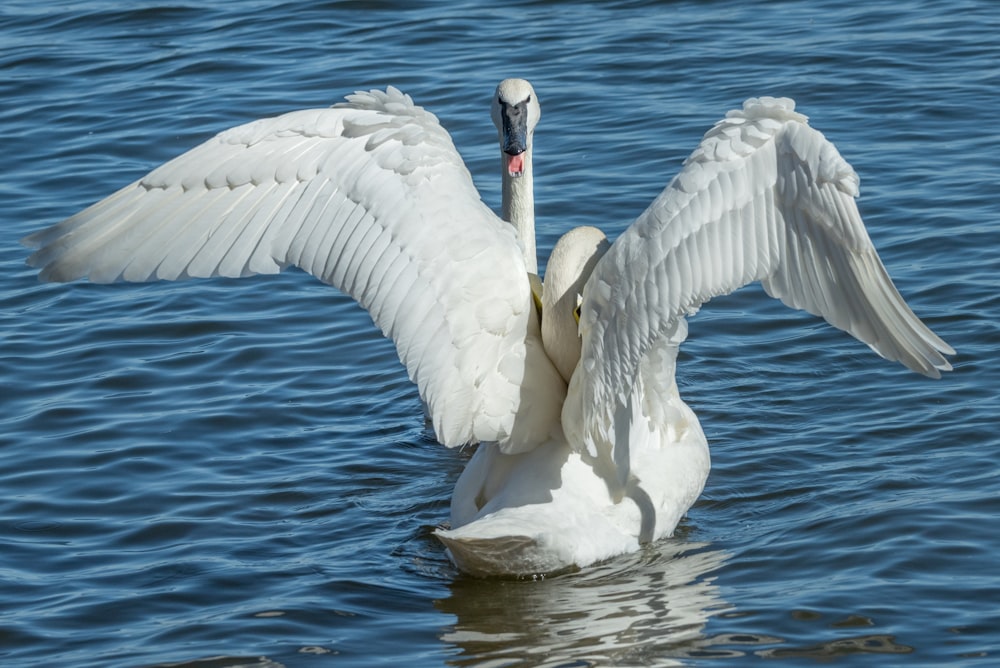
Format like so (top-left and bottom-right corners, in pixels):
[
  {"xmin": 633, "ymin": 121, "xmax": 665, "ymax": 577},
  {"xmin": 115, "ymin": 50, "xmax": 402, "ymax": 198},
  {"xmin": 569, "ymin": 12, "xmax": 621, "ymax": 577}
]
[
  {"xmin": 541, "ymin": 226, "xmax": 610, "ymax": 383},
  {"xmin": 491, "ymin": 79, "xmax": 541, "ymax": 178}
]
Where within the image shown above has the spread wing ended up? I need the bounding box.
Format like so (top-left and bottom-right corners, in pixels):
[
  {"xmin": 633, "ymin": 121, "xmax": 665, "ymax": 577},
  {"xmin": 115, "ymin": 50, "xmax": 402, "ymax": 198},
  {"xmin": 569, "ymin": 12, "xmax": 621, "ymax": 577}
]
[
  {"xmin": 570, "ymin": 96, "xmax": 954, "ymax": 482},
  {"xmin": 24, "ymin": 86, "xmax": 565, "ymax": 453}
]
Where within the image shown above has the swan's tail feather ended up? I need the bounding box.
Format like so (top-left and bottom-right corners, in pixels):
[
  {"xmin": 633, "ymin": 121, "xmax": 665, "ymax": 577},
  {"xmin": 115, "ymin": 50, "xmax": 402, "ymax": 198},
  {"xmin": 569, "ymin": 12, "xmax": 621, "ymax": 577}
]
[{"xmin": 434, "ymin": 529, "xmax": 576, "ymax": 578}]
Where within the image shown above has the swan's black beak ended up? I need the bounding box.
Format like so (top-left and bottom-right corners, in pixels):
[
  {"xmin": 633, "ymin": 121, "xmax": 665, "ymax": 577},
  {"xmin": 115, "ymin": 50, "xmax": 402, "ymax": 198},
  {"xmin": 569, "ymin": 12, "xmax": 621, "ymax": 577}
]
[{"xmin": 501, "ymin": 99, "xmax": 529, "ymax": 177}]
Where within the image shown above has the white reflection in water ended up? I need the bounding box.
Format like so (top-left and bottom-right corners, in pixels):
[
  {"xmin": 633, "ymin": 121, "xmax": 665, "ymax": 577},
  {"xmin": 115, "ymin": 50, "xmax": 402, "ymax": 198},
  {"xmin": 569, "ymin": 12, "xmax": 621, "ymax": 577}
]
[{"xmin": 437, "ymin": 540, "xmax": 731, "ymax": 666}]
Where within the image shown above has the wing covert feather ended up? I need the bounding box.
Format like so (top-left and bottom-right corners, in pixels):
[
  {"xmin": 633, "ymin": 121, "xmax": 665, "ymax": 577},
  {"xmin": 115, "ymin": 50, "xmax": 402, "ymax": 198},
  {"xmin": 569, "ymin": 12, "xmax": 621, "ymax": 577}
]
[
  {"xmin": 572, "ymin": 96, "xmax": 953, "ymax": 470},
  {"xmin": 24, "ymin": 87, "xmax": 565, "ymax": 453}
]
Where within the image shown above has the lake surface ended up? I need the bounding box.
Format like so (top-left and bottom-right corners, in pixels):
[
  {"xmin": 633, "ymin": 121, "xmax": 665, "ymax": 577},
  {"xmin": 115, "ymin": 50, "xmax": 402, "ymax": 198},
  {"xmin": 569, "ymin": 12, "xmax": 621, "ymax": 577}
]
[{"xmin": 3, "ymin": 1, "xmax": 998, "ymax": 666}]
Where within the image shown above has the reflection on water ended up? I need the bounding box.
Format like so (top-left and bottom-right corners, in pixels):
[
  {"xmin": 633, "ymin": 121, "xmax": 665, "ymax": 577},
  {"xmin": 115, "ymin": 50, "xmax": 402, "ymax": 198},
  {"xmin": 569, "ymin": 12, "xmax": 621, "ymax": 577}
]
[
  {"xmin": 437, "ymin": 540, "xmax": 731, "ymax": 666},
  {"xmin": 435, "ymin": 536, "xmax": 919, "ymax": 665}
]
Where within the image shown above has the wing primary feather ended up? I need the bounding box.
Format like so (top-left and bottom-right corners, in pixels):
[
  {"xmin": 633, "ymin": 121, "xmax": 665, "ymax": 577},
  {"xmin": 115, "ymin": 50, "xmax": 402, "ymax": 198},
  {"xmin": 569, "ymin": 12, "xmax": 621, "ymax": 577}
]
[
  {"xmin": 186, "ymin": 182, "xmax": 274, "ymax": 277},
  {"xmin": 151, "ymin": 188, "xmax": 246, "ymax": 280},
  {"xmin": 341, "ymin": 214, "xmax": 391, "ymax": 298},
  {"xmin": 318, "ymin": 202, "xmax": 368, "ymax": 286},
  {"xmin": 201, "ymin": 188, "xmax": 266, "ymax": 272},
  {"xmin": 290, "ymin": 179, "xmax": 344, "ymax": 275},
  {"xmin": 229, "ymin": 182, "xmax": 301, "ymax": 277},
  {"xmin": 282, "ymin": 180, "xmax": 332, "ymax": 270},
  {"xmin": 136, "ymin": 189, "xmax": 219, "ymax": 278}
]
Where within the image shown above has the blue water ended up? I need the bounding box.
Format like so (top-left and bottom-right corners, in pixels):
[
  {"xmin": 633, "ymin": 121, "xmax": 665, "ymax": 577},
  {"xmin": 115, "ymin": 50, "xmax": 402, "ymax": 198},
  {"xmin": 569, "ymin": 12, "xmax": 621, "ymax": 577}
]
[{"xmin": 3, "ymin": 1, "xmax": 998, "ymax": 666}]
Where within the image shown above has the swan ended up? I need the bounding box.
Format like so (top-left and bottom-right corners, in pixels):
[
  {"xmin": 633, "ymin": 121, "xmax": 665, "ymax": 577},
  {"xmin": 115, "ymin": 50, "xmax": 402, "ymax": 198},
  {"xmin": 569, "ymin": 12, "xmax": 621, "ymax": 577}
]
[{"xmin": 23, "ymin": 79, "xmax": 954, "ymax": 577}]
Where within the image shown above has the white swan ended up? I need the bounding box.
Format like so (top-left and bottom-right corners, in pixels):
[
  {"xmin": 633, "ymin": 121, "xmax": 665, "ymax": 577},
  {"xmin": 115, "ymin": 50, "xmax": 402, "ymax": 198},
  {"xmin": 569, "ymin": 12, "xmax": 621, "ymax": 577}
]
[{"xmin": 24, "ymin": 79, "xmax": 954, "ymax": 577}]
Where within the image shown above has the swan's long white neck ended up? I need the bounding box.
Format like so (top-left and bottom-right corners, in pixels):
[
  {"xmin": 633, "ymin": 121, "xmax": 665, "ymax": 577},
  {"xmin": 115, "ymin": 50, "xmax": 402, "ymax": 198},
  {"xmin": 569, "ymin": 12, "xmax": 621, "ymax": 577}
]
[
  {"xmin": 501, "ymin": 149, "xmax": 537, "ymax": 274},
  {"xmin": 493, "ymin": 79, "xmax": 541, "ymax": 275}
]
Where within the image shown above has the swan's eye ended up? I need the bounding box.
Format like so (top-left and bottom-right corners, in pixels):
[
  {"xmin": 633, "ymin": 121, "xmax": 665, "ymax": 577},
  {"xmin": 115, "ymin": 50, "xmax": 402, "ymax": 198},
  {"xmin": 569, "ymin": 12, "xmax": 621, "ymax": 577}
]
[{"xmin": 573, "ymin": 304, "xmax": 582, "ymax": 324}]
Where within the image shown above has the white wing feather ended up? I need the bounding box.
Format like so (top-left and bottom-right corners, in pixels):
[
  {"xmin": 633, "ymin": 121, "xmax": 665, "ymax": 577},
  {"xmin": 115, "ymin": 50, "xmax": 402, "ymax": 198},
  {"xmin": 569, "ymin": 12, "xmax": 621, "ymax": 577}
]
[
  {"xmin": 573, "ymin": 96, "xmax": 953, "ymax": 477},
  {"xmin": 24, "ymin": 87, "xmax": 565, "ymax": 453}
]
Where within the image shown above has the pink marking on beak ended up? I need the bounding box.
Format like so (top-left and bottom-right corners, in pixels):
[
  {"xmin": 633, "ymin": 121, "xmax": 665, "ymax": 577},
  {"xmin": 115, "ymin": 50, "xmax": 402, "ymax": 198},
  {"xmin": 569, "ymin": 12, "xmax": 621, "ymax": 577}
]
[{"xmin": 506, "ymin": 153, "xmax": 525, "ymax": 177}]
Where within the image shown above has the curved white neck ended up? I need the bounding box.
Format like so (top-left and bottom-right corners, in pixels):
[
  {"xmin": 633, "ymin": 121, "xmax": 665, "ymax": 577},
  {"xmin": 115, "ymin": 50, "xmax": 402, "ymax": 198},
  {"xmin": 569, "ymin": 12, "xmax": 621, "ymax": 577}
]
[
  {"xmin": 501, "ymin": 149, "xmax": 537, "ymax": 275},
  {"xmin": 540, "ymin": 226, "xmax": 611, "ymax": 383}
]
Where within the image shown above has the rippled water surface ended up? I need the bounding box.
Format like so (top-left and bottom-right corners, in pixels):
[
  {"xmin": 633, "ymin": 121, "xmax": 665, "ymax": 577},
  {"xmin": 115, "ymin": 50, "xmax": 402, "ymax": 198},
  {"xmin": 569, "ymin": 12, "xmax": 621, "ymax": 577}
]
[{"xmin": 3, "ymin": 1, "xmax": 998, "ymax": 666}]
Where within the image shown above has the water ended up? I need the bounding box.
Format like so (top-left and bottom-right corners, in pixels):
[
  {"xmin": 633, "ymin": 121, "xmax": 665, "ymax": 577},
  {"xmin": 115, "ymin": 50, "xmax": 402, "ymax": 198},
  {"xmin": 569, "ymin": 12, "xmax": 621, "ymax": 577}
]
[{"xmin": 3, "ymin": 1, "xmax": 998, "ymax": 665}]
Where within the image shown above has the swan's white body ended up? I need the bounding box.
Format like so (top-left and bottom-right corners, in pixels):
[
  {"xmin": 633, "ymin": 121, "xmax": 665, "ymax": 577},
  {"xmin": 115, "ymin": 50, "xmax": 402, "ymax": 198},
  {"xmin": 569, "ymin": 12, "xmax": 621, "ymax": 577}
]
[{"xmin": 24, "ymin": 80, "xmax": 953, "ymax": 577}]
